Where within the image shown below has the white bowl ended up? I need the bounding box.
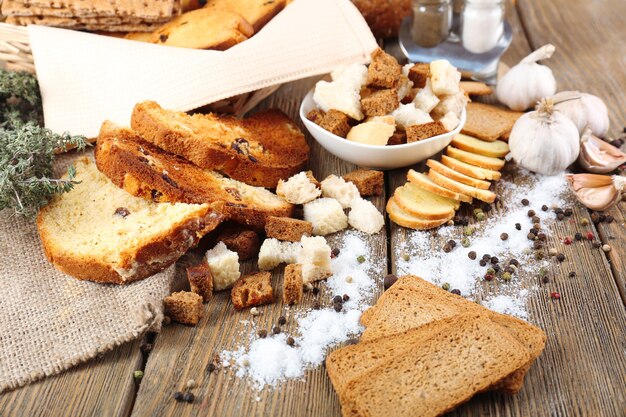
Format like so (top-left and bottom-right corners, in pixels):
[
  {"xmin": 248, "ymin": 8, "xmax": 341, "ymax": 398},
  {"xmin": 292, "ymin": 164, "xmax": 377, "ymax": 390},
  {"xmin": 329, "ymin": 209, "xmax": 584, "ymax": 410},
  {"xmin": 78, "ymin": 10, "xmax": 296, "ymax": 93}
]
[{"xmin": 299, "ymin": 90, "xmax": 466, "ymax": 170}]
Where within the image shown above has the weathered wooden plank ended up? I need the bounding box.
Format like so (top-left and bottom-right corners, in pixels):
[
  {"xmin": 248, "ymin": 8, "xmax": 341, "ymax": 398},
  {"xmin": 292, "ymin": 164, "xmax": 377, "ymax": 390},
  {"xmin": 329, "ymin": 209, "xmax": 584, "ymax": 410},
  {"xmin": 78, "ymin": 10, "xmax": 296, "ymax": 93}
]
[
  {"xmin": 131, "ymin": 77, "xmax": 388, "ymax": 417},
  {"xmin": 388, "ymin": 1, "xmax": 626, "ymax": 416},
  {"xmin": 595, "ymin": 202, "xmax": 626, "ymax": 304},
  {"xmin": 0, "ymin": 340, "xmax": 142, "ymax": 417}
]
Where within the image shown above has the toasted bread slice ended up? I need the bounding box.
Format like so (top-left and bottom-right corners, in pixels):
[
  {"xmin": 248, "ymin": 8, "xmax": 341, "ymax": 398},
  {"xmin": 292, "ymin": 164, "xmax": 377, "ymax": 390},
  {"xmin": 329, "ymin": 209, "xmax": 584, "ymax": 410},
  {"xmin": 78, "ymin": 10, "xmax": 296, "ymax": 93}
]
[
  {"xmin": 340, "ymin": 314, "xmax": 531, "ymax": 417},
  {"xmin": 428, "ymin": 169, "xmax": 497, "ymax": 203},
  {"xmin": 462, "ymin": 102, "xmax": 523, "ymax": 142},
  {"xmin": 386, "ymin": 197, "xmax": 453, "ymax": 230},
  {"xmin": 37, "ymin": 158, "xmax": 225, "ymax": 285},
  {"xmin": 426, "ymin": 159, "xmax": 491, "ymax": 190},
  {"xmin": 446, "ymin": 146, "xmax": 505, "ymax": 171},
  {"xmin": 406, "ymin": 169, "xmax": 472, "ymax": 203},
  {"xmin": 131, "ymin": 101, "xmax": 310, "ymax": 188},
  {"xmin": 150, "ymin": 8, "xmax": 254, "ymax": 50},
  {"xmin": 451, "ymin": 133, "xmax": 510, "ymax": 158},
  {"xmin": 441, "ymin": 155, "xmax": 502, "ymax": 180},
  {"xmin": 393, "ymin": 182, "xmax": 458, "ymax": 220},
  {"xmin": 204, "ymin": 0, "xmax": 286, "ymax": 32},
  {"xmin": 95, "ymin": 121, "xmax": 294, "ymax": 229},
  {"xmin": 359, "ymin": 275, "xmax": 546, "ymax": 393}
]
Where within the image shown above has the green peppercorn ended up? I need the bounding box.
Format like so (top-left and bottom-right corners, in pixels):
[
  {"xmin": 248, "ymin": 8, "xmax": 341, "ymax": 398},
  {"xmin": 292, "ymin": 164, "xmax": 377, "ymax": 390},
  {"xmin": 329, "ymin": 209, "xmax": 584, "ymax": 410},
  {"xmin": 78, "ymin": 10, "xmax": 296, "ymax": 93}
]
[
  {"xmin": 441, "ymin": 282, "xmax": 451, "ymax": 291},
  {"xmin": 402, "ymin": 252, "xmax": 410, "ymax": 261},
  {"xmin": 133, "ymin": 370, "xmax": 144, "ymax": 380},
  {"xmin": 475, "ymin": 212, "xmax": 486, "ymax": 221},
  {"xmin": 463, "ymin": 226, "xmax": 475, "ymax": 236},
  {"xmin": 357, "ymin": 255, "xmax": 366, "ymax": 264},
  {"xmin": 461, "ymin": 237, "xmax": 471, "ymax": 248},
  {"xmin": 501, "ymin": 272, "xmax": 512, "ymax": 281},
  {"xmin": 486, "ymin": 267, "xmax": 495, "ymax": 275}
]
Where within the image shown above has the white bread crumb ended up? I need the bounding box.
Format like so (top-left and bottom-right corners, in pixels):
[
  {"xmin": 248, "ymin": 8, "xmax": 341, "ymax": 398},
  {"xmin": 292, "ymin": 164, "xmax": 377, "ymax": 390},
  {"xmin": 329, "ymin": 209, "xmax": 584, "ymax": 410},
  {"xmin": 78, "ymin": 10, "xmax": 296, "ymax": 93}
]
[
  {"xmin": 314, "ymin": 65, "xmax": 368, "ymax": 121},
  {"xmin": 320, "ymin": 175, "xmax": 361, "ymax": 208},
  {"xmin": 391, "ymin": 103, "xmax": 433, "ymax": 130},
  {"xmin": 438, "ymin": 111, "xmax": 460, "ymax": 131},
  {"xmin": 297, "ymin": 236, "xmax": 332, "ymax": 284},
  {"xmin": 205, "ymin": 242, "xmax": 240, "ymax": 291},
  {"xmin": 346, "ymin": 121, "xmax": 395, "ymax": 146},
  {"xmin": 258, "ymin": 238, "xmax": 299, "ymax": 271},
  {"xmin": 276, "ymin": 172, "xmax": 321, "ymax": 205},
  {"xmin": 412, "ymin": 79, "xmax": 440, "ymax": 113},
  {"xmin": 348, "ymin": 198, "xmax": 385, "ymax": 234},
  {"xmin": 303, "ymin": 198, "xmax": 348, "ymax": 235},
  {"xmin": 331, "ymin": 63, "xmax": 368, "ymax": 91},
  {"xmin": 396, "ymin": 75, "xmax": 413, "ymax": 100},
  {"xmin": 430, "ymin": 60, "xmax": 461, "ymax": 95},
  {"xmin": 431, "ymin": 91, "xmax": 468, "ymax": 119}
]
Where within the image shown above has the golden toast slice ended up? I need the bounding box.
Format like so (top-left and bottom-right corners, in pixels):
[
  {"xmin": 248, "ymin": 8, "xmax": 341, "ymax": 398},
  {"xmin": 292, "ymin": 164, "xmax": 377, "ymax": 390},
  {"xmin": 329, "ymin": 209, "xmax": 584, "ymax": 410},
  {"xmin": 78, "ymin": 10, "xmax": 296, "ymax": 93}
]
[
  {"xmin": 386, "ymin": 197, "xmax": 454, "ymax": 230},
  {"xmin": 393, "ymin": 182, "xmax": 459, "ymax": 220},
  {"xmin": 94, "ymin": 121, "xmax": 294, "ymax": 229},
  {"xmin": 426, "ymin": 159, "xmax": 491, "ymax": 190},
  {"xmin": 446, "ymin": 146, "xmax": 505, "ymax": 171},
  {"xmin": 451, "ymin": 133, "xmax": 510, "ymax": 158},
  {"xmin": 131, "ymin": 101, "xmax": 310, "ymax": 188},
  {"xmin": 407, "ymin": 169, "xmax": 472, "ymax": 203},
  {"xmin": 204, "ymin": 0, "xmax": 286, "ymax": 32},
  {"xmin": 428, "ymin": 169, "xmax": 497, "ymax": 203},
  {"xmin": 440, "ymin": 155, "xmax": 502, "ymax": 181}
]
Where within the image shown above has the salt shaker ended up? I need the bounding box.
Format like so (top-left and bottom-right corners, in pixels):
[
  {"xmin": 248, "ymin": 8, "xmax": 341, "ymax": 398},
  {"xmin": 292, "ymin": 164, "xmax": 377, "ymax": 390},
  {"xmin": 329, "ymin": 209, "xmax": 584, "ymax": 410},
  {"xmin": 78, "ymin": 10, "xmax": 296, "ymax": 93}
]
[
  {"xmin": 411, "ymin": 0, "xmax": 453, "ymax": 48},
  {"xmin": 461, "ymin": 0, "xmax": 505, "ymax": 53}
]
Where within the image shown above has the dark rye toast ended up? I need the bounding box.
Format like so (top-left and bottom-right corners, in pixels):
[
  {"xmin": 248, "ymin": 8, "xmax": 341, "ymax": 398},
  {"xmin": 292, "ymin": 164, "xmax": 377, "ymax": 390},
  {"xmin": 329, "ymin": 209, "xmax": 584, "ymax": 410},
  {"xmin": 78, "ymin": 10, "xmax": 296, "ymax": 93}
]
[
  {"xmin": 130, "ymin": 101, "xmax": 310, "ymax": 188},
  {"xmin": 94, "ymin": 121, "xmax": 294, "ymax": 229},
  {"xmin": 358, "ymin": 275, "xmax": 546, "ymax": 394}
]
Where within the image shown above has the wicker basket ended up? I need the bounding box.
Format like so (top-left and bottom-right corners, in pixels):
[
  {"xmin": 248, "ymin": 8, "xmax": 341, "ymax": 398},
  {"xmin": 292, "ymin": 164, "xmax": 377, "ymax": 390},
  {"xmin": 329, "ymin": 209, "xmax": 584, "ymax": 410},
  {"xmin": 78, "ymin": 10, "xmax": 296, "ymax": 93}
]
[{"xmin": 0, "ymin": 23, "xmax": 280, "ymax": 116}]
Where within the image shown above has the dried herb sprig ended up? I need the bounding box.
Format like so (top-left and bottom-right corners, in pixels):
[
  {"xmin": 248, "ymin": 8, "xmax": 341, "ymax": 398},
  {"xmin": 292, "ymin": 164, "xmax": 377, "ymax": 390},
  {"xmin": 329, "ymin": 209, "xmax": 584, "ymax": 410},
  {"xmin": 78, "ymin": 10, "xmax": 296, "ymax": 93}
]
[{"xmin": 0, "ymin": 69, "xmax": 88, "ymax": 217}]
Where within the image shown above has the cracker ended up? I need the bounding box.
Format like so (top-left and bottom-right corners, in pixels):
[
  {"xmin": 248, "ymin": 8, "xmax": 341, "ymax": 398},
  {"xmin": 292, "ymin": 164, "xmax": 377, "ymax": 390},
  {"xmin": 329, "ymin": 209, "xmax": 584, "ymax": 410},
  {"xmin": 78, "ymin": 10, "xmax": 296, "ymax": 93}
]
[
  {"xmin": 459, "ymin": 81, "xmax": 493, "ymax": 96},
  {"xmin": 461, "ymin": 102, "xmax": 524, "ymax": 142},
  {"xmin": 17, "ymin": 0, "xmax": 178, "ymax": 19},
  {"xmin": 2, "ymin": 0, "xmax": 177, "ymax": 20},
  {"xmin": 7, "ymin": 15, "xmax": 163, "ymax": 32}
]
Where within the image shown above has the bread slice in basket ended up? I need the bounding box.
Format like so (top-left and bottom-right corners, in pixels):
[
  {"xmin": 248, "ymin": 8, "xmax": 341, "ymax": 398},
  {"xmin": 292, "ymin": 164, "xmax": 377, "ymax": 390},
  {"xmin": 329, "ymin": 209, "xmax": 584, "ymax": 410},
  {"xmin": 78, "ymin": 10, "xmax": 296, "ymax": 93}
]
[
  {"xmin": 94, "ymin": 121, "xmax": 294, "ymax": 229},
  {"xmin": 130, "ymin": 101, "xmax": 310, "ymax": 188},
  {"xmin": 440, "ymin": 155, "xmax": 502, "ymax": 181},
  {"xmin": 393, "ymin": 181, "xmax": 459, "ymax": 220},
  {"xmin": 386, "ymin": 197, "xmax": 453, "ymax": 230},
  {"xmin": 426, "ymin": 159, "xmax": 491, "ymax": 190},
  {"xmin": 37, "ymin": 158, "xmax": 225, "ymax": 284},
  {"xmin": 338, "ymin": 314, "xmax": 531, "ymax": 417}
]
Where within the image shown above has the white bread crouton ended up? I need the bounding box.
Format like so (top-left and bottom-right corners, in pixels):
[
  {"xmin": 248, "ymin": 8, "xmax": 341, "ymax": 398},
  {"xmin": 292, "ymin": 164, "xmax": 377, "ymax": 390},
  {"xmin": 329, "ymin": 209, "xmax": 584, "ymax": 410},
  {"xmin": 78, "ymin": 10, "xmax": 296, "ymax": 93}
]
[
  {"xmin": 348, "ymin": 198, "xmax": 385, "ymax": 234},
  {"xmin": 396, "ymin": 75, "xmax": 414, "ymax": 100},
  {"xmin": 320, "ymin": 175, "xmax": 361, "ymax": 208},
  {"xmin": 331, "ymin": 63, "xmax": 369, "ymax": 91},
  {"xmin": 276, "ymin": 171, "xmax": 321, "ymax": 204},
  {"xmin": 438, "ymin": 111, "xmax": 460, "ymax": 131},
  {"xmin": 303, "ymin": 197, "xmax": 348, "ymax": 235},
  {"xmin": 430, "ymin": 60, "xmax": 461, "ymax": 95},
  {"xmin": 412, "ymin": 79, "xmax": 440, "ymax": 113},
  {"xmin": 346, "ymin": 121, "xmax": 395, "ymax": 145},
  {"xmin": 205, "ymin": 242, "xmax": 240, "ymax": 291},
  {"xmin": 431, "ymin": 91, "xmax": 468, "ymax": 119},
  {"xmin": 391, "ymin": 103, "xmax": 433, "ymax": 130},
  {"xmin": 258, "ymin": 238, "xmax": 299, "ymax": 271},
  {"xmin": 297, "ymin": 236, "xmax": 332, "ymax": 284}
]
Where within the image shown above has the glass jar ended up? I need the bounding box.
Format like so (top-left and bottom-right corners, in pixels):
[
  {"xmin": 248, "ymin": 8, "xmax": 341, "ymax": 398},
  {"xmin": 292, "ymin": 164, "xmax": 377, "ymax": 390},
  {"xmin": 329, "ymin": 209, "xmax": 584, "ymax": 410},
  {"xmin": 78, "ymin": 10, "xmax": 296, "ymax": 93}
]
[
  {"xmin": 461, "ymin": 0, "xmax": 505, "ymax": 53},
  {"xmin": 411, "ymin": 0, "xmax": 452, "ymax": 48}
]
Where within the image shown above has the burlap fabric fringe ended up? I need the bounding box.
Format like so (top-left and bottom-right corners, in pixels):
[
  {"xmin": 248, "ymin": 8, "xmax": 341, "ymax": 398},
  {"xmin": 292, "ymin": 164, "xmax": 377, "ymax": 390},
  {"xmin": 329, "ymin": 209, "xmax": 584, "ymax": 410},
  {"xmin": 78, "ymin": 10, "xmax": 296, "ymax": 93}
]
[{"xmin": 0, "ymin": 153, "xmax": 172, "ymax": 393}]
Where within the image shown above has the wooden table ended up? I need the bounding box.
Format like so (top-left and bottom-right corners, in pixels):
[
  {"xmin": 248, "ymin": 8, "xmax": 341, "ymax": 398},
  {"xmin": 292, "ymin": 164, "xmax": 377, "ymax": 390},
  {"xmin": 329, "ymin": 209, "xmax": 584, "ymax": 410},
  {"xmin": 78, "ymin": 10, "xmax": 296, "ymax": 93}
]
[{"xmin": 2, "ymin": 0, "xmax": 625, "ymax": 416}]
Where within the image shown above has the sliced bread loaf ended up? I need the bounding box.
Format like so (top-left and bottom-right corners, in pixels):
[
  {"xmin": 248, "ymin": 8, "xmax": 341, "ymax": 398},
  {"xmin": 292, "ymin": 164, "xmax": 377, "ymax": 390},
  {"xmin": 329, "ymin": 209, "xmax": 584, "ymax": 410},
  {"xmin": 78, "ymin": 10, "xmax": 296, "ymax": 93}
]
[
  {"xmin": 428, "ymin": 169, "xmax": 497, "ymax": 203},
  {"xmin": 386, "ymin": 197, "xmax": 454, "ymax": 230},
  {"xmin": 426, "ymin": 159, "xmax": 491, "ymax": 190},
  {"xmin": 451, "ymin": 133, "xmax": 510, "ymax": 158},
  {"xmin": 406, "ymin": 169, "xmax": 472, "ymax": 203},
  {"xmin": 94, "ymin": 121, "xmax": 293, "ymax": 229},
  {"xmin": 446, "ymin": 146, "xmax": 505, "ymax": 171},
  {"xmin": 393, "ymin": 181, "xmax": 458, "ymax": 220},
  {"xmin": 440, "ymin": 154, "xmax": 502, "ymax": 181},
  {"xmin": 130, "ymin": 101, "xmax": 309, "ymax": 188},
  {"xmin": 37, "ymin": 158, "xmax": 225, "ymax": 284},
  {"xmin": 340, "ymin": 314, "xmax": 531, "ymax": 417}
]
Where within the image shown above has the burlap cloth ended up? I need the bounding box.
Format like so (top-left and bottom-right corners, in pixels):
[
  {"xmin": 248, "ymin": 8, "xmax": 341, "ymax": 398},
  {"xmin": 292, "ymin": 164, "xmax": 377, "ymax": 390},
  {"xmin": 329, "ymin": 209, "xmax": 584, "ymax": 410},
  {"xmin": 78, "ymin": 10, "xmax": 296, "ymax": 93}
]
[{"xmin": 0, "ymin": 153, "xmax": 173, "ymax": 393}]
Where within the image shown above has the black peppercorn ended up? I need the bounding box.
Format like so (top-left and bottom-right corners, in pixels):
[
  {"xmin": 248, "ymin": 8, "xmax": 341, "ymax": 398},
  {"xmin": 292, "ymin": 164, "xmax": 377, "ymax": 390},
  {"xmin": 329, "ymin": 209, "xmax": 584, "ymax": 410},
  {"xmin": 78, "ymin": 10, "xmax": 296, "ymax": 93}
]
[
  {"xmin": 538, "ymin": 232, "xmax": 547, "ymax": 241},
  {"xmin": 527, "ymin": 232, "xmax": 536, "ymax": 240},
  {"xmin": 313, "ymin": 302, "xmax": 321, "ymax": 310},
  {"xmin": 482, "ymin": 204, "xmax": 492, "ymax": 213},
  {"xmin": 530, "ymin": 228, "xmax": 538, "ymax": 235},
  {"xmin": 443, "ymin": 243, "xmax": 453, "ymax": 253},
  {"xmin": 521, "ymin": 199, "xmax": 529, "ymax": 206},
  {"xmin": 493, "ymin": 264, "xmax": 501, "ymax": 273},
  {"xmin": 557, "ymin": 213, "xmax": 565, "ymax": 221},
  {"xmin": 554, "ymin": 207, "xmax": 564, "ymax": 214},
  {"xmin": 206, "ymin": 363, "xmax": 216, "ymax": 373},
  {"xmin": 532, "ymin": 216, "xmax": 540, "ymax": 224},
  {"xmin": 605, "ymin": 215, "xmax": 614, "ymax": 223},
  {"xmin": 384, "ymin": 274, "xmax": 398, "ymax": 290},
  {"xmin": 564, "ymin": 208, "xmax": 573, "ymax": 217},
  {"xmin": 346, "ymin": 338, "xmax": 359, "ymax": 345},
  {"xmin": 278, "ymin": 316, "xmax": 287, "ymax": 325},
  {"xmin": 542, "ymin": 276, "xmax": 549, "ymax": 284},
  {"xmin": 515, "ymin": 223, "xmax": 522, "ymax": 230},
  {"xmin": 183, "ymin": 392, "xmax": 195, "ymax": 403},
  {"xmin": 599, "ymin": 214, "xmax": 607, "ymax": 222},
  {"xmin": 331, "ymin": 248, "xmax": 340, "ymax": 258},
  {"xmin": 569, "ymin": 271, "xmax": 576, "ymax": 278},
  {"xmin": 591, "ymin": 212, "xmax": 600, "ymax": 223},
  {"xmin": 333, "ymin": 303, "xmax": 343, "ymax": 312},
  {"xmin": 286, "ymin": 337, "xmax": 295, "ymax": 346},
  {"xmin": 509, "ymin": 259, "xmax": 519, "ymax": 266},
  {"xmin": 258, "ymin": 329, "xmax": 267, "ymax": 338},
  {"xmin": 448, "ymin": 240, "xmax": 457, "ymax": 248},
  {"xmin": 500, "ymin": 233, "xmax": 508, "ymax": 241},
  {"xmin": 174, "ymin": 392, "xmax": 184, "ymax": 402},
  {"xmin": 343, "ymin": 294, "xmax": 350, "ymax": 301},
  {"xmin": 593, "ymin": 241, "xmax": 602, "ymax": 249},
  {"xmin": 479, "ymin": 259, "xmax": 487, "ymax": 267},
  {"xmin": 574, "ymin": 232, "xmax": 583, "ymax": 241},
  {"xmin": 556, "ymin": 253, "xmax": 565, "ymax": 262},
  {"xmin": 482, "ymin": 254, "xmax": 491, "ymax": 261},
  {"xmin": 273, "ymin": 326, "xmax": 281, "ymax": 334},
  {"xmin": 505, "ymin": 266, "xmax": 515, "ymax": 274},
  {"xmin": 527, "ymin": 210, "xmax": 535, "ymax": 217},
  {"xmin": 534, "ymin": 240, "xmax": 543, "ymax": 250},
  {"xmin": 468, "ymin": 251, "xmax": 477, "ymax": 260},
  {"xmin": 491, "ymin": 256, "xmax": 499, "ymax": 264},
  {"xmin": 312, "ymin": 287, "xmax": 320, "ymax": 296},
  {"xmin": 333, "ymin": 295, "xmax": 343, "ymax": 304},
  {"xmin": 541, "ymin": 205, "xmax": 549, "ymax": 211},
  {"xmin": 451, "ymin": 289, "xmax": 461, "ymax": 295}
]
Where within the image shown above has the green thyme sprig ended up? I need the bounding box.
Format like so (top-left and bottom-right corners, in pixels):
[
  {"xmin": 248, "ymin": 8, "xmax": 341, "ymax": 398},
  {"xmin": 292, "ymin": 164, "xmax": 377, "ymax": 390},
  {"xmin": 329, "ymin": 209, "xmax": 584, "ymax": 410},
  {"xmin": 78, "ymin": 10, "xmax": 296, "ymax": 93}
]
[{"xmin": 0, "ymin": 69, "xmax": 88, "ymax": 217}]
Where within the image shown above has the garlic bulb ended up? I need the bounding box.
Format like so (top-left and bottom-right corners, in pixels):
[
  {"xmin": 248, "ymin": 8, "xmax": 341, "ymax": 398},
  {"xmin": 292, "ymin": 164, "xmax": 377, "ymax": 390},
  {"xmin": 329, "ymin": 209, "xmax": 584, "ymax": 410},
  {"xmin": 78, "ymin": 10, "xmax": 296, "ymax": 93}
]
[
  {"xmin": 578, "ymin": 128, "xmax": 626, "ymax": 174},
  {"xmin": 553, "ymin": 91, "xmax": 610, "ymax": 137},
  {"xmin": 508, "ymin": 98, "xmax": 579, "ymax": 175},
  {"xmin": 497, "ymin": 44, "xmax": 557, "ymax": 111},
  {"xmin": 566, "ymin": 173, "xmax": 625, "ymax": 211}
]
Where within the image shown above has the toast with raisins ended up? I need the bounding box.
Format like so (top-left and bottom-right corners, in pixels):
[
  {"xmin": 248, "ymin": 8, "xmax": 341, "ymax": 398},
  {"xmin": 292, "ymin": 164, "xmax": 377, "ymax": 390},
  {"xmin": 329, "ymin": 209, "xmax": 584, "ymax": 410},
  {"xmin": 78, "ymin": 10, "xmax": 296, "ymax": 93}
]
[
  {"xmin": 94, "ymin": 121, "xmax": 294, "ymax": 229},
  {"xmin": 130, "ymin": 101, "xmax": 310, "ymax": 188}
]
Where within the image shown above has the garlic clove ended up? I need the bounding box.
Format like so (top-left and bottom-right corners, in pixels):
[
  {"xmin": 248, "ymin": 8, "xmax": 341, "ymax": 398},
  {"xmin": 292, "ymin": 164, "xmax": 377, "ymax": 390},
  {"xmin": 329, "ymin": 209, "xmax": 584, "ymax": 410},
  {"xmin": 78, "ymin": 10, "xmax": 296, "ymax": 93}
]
[
  {"xmin": 553, "ymin": 91, "xmax": 610, "ymax": 137},
  {"xmin": 566, "ymin": 173, "xmax": 624, "ymax": 211},
  {"xmin": 578, "ymin": 128, "xmax": 626, "ymax": 173}
]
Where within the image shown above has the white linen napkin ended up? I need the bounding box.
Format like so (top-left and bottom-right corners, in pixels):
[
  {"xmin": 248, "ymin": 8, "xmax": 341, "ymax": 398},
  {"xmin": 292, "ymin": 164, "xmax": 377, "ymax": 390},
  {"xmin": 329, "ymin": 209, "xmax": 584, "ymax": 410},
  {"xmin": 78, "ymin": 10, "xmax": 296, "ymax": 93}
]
[{"xmin": 28, "ymin": 0, "xmax": 377, "ymax": 137}]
